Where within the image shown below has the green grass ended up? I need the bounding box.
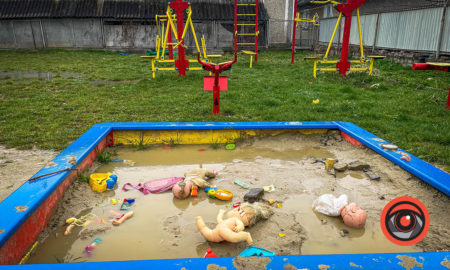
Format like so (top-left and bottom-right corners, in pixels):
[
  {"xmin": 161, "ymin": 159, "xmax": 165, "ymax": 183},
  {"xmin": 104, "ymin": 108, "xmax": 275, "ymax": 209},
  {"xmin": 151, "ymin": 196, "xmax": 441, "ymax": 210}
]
[{"xmin": 0, "ymin": 49, "xmax": 449, "ymax": 171}]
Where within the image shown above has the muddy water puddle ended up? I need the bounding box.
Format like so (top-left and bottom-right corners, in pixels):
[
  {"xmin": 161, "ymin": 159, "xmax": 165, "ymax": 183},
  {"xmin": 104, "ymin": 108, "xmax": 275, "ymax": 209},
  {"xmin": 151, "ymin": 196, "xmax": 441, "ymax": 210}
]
[
  {"xmin": 27, "ymin": 143, "xmax": 420, "ymax": 264},
  {"xmin": 0, "ymin": 71, "xmax": 82, "ymax": 80}
]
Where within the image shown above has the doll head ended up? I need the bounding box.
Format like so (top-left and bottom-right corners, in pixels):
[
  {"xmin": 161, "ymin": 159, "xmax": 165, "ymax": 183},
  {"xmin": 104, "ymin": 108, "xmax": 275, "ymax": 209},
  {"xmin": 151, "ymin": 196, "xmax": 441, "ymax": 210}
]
[
  {"xmin": 226, "ymin": 202, "xmax": 273, "ymax": 227},
  {"xmin": 340, "ymin": 203, "xmax": 367, "ymax": 229},
  {"xmin": 172, "ymin": 181, "xmax": 192, "ymax": 199}
]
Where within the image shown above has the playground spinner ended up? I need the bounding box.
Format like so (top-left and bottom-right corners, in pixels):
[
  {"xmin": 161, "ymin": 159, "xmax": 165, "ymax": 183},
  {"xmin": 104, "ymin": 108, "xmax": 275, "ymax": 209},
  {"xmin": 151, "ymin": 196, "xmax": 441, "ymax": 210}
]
[
  {"xmin": 305, "ymin": 0, "xmax": 384, "ymax": 77},
  {"xmin": 142, "ymin": 0, "xmax": 212, "ymax": 78}
]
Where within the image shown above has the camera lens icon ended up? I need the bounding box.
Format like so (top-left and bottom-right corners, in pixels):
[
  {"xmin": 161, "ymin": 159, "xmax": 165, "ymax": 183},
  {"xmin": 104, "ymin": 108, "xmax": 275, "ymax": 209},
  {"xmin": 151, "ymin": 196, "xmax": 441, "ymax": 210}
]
[{"xmin": 381, "ymin": 196, "xmax": 429, "ymax": 246}]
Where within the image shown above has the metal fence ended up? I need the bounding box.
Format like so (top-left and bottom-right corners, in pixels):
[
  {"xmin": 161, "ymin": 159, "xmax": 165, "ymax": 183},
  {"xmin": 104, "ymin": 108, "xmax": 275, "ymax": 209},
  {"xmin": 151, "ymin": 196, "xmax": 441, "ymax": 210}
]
[{"xmin": 318, "ymin": 6, "xmax": 450, "ymax": 55}]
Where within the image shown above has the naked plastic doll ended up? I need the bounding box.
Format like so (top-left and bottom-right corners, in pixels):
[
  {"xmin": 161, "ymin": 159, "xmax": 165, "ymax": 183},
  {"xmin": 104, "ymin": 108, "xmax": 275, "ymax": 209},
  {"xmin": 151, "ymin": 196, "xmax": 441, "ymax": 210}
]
[
  {"xmin": 196, "ymin": 209, "xmax": 252, "ymax": 244},
  {"xmin": 184, "ymin": 168, "xmax": 218, "ymax": 189},
  {"xmin": 195, "ymin": 202, "xmax": 273, "ymax": 245}
]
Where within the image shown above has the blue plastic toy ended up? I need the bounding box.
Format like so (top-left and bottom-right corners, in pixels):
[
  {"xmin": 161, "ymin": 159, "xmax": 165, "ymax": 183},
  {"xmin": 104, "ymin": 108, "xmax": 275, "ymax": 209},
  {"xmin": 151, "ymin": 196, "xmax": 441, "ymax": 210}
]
[{"xmin": 239, "ymin": 246, "xmax": 275, "ymax": 257}]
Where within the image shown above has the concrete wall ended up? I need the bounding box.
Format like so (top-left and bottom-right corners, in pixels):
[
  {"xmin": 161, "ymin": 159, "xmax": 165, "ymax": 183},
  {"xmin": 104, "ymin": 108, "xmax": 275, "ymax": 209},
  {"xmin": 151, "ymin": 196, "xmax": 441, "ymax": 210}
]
[{"xmin": 0, "ymin": 0, "xmax": 300, "ymax": 50}]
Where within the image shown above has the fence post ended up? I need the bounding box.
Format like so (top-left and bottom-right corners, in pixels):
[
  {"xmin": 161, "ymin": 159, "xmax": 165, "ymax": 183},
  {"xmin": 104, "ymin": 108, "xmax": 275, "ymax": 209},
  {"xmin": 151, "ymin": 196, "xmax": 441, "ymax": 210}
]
[
  {"xmin": 100, "ymin": 18, "xmax": 106, "ymax": 48},
  {"xmin": 11, "ymin": 21, "xmax": 17, "ymax": 49},
  {"xmin": 372, "ymin": 11, "xmax": 380, "ymax": 53},
  {"xmin": 40, "ymin": 19, "xmax": 47, "ymax": 49},
  {"xmin": 435, "ymin": 2, "xmax": 447, "ymax": 59}
]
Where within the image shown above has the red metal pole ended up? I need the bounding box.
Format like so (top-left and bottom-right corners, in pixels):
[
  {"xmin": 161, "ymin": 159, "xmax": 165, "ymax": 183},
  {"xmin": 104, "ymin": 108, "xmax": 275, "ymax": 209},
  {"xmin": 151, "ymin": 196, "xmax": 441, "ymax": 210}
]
[
  {"xmin": 447, "ymin": 87, "xmax": 450, "ymax": 110},
  {"xmin": 167, "ymin": 21, "xmax": 173, "ymax": 60},
  {"xmin": 336, "ymin": 14, "xmax": 352, "ymax": 76},
  {"xmin": 334, "ymin": 0, "xmax": 365, "ymax": 77},
  {"xmin": 291, "ymin": 0, "xmax": 298, "ymax": 64},
  {"xmin": 170, "ymin": 0, "xmax": 189, "ymax": 76},
  {"xmin": 234, "ymin": 0, "xmax": 237, "ymax": 55},
  {"xmin": 254, "ymin": 0, "xmax": 259, "ymax": 62},
  {"xmin": 212, "ymin": 67, "xmax": 221, "ymax": 115}
]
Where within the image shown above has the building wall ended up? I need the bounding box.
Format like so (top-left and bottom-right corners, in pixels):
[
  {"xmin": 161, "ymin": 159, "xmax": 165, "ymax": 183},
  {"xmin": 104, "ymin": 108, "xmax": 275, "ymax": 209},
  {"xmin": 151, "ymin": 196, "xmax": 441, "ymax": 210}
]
[{"xmin": 317, "ymin": 6, "xmax": 450, "ymax": 54}]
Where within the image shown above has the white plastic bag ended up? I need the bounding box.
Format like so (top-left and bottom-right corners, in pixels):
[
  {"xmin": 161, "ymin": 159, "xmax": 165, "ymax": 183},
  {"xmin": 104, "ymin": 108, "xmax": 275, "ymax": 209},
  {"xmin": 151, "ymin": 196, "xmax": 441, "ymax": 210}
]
[{"xmin": 312, "ymin": 194, "xmax": 348, "ymax": 216}]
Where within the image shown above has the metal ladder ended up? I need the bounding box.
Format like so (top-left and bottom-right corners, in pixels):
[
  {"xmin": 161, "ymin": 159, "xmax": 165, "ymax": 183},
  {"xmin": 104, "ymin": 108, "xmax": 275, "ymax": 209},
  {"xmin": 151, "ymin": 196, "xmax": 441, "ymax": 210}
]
[{"xmin": 234, "ymin": 0, "xmax": 259, "ymax": 62}]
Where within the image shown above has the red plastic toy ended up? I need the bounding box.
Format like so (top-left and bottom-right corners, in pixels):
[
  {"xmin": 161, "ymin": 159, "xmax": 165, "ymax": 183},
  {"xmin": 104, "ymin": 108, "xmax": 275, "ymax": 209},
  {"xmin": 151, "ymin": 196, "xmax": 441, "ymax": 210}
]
[
  {"xmin": 197, "ymin": 54, "xmax": 237, "ymax": 115},
  {"xmin": 204, "ymin": 248, "xmax": 219, "ymax": 258}
]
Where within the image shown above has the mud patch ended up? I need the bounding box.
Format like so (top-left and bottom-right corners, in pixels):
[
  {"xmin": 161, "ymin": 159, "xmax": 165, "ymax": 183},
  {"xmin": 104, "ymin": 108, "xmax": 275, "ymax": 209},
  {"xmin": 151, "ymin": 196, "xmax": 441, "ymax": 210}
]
[
  {"xmin": 16, "ymin": 206, "xmax": 28, "ymax": 212},
  {"xmin": 318, "ymin": 265, "xmax": 330, "ymax": 270},
  {"xmin": 233, "ymin": 256, "xmax": 271, "ymax": 270},
  {"xmin": 349, "ymin": 262, "xmax": 362, "ymax": 268},
  {"xmin": 396, "ymin": 255, "xmax": 423, "ymax": 270},
  {"xmin": 0, "ymin": 146, "xmax": 58, "ymax": 203},
  {"xmin": 284, "ymin": 264, "xmax": 309, "ymax": 270},
  {"xmin": 79, "ymin": 223, "xmax": 112, "ymax": 240},
  {"xmin": 207, "ymin": 264, "xmax": 227, "ymax": 270},
  {"xmin": 441, "ymin": 259, "xmax": 450, "ymax": 269}
]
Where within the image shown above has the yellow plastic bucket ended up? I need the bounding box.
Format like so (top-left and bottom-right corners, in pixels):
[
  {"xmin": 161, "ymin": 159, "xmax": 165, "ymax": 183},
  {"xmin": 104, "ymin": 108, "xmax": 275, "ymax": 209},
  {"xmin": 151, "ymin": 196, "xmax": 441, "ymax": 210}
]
[{"xmin": 89, "ymin": 173, "xmax": 112, "ymax": 193}]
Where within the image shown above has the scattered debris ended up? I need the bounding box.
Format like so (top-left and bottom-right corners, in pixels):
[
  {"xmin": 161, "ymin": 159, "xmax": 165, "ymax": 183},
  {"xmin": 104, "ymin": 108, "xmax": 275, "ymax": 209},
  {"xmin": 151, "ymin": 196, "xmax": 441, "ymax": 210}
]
[
  {"xmin": 244, "ymin": 188, "xmax": 264, "ymax": 203},
  {"xmin": 263, "ymin": 184, "xmax": 275, "ymax": 192},
  {"xmin": 401, "ymin": 155, "xmax": 411, "ymax": 162},
  {"xmin": 112, "ymin": 211, "xmax": 134, "ymax": 225},
  {"xmin": 225, "ymin": 144, "xmax": 236, "ymax": 150},
  {"xmin": 379, "ymin": 196, "xmax": 385, "ymax": 200},
  {"xmin": 325, "ymin": 158, "xmax": 335, "ymax": 170},
  {"xmin": 380, "ymin": 143, "xmax": 398, "ymax": 151},
  {"xmin": 234, "ymin": 180, "xmax": 251, "ymax": 189},
  {"xmin": 363, "ymin": 168, "xmax": 380, "ymax": 181},
  {"xmin": 278, "ymin": 233, "xmax": 286, "ymax": 237},
  {"xmin": 340, "ymin": 229, "xmax": 349, "ymax": 237},
  {"xmin": 370, "ymin": 83, "xmax": 380, "ymax": 88}
]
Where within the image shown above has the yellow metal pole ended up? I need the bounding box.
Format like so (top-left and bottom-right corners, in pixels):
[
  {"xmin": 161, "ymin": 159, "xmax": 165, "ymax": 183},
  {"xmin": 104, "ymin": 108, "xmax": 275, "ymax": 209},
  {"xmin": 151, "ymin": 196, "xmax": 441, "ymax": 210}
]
[
  {"xmin": 313, "ymin": 60, "xmax": 317, "ymax": 78},
  {"xmin": 357, "ymin": 8, "xmax": 364, "ymax": 61},
  {"xmin": 369, "ymin": 58, "xmax": 374, "ymax": 75},
  {"xmin": 250, "ymin": 55, "xmax": 253, "ymax": 68},
  {"xmin": 151, "ymin": 59, "xmax": 156, "ymax": 78},
  {"xmin": 188, "ymin": 13, "xmax": 202, "ymax": 56},
  {"xmin": 156, "ymin": 35, "xmax": 161, "ymax": 59},
  {"xmin": 181, "ymin": 9, "xmax": 192, "ymax": 41},
  {"xmin": 325, "ymin": 12, "xmax": 342, "ymax": 59}
]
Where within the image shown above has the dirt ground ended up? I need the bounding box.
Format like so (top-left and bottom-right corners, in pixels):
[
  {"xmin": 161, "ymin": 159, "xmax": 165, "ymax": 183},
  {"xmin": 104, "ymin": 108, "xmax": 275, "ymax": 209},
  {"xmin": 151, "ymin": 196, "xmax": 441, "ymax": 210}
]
[
  {"xmin": 0, "ymin": 146, "xmax": 58, "ymax": 203},
  {"xmin": 1, "ymin": 132, "xmax": 450, "ymax": 265}
]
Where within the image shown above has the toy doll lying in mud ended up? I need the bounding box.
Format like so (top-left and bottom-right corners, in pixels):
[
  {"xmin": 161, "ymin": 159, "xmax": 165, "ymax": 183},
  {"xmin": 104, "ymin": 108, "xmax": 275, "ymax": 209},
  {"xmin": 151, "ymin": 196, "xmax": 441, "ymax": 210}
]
[{"xmin": 195, "ymin": 202, "xmax": 273, "ymax": 244}]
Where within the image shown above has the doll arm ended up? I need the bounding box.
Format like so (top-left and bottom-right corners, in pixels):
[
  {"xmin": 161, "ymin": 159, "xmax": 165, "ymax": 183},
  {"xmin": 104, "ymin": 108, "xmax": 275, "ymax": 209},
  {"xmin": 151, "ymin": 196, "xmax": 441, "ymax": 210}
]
[{"xmin": 217, "ymin": 209, "xmax": 226, "ymax": 223}]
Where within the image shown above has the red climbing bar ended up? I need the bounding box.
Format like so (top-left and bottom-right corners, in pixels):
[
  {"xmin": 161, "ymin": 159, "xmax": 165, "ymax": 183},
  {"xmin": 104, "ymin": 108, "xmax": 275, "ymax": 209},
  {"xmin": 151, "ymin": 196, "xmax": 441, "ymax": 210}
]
[
  {"xmin": 254, "ymin": 0, "xmax": 259, "ymax": 62},
  {"xmin": 291, "ymin": 0, "xmax": 298, "ymax": 64}
]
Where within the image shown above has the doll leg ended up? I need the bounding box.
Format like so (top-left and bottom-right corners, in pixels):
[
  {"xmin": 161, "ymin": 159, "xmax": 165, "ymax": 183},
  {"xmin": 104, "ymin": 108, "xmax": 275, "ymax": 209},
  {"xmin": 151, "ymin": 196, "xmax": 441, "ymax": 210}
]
[
  {"xmin": 195, "ymin": 216, "xmax": 224, "ymax": 242},
  {"xmin": 204, "ymin": 170, "xmax": 217, "ymax": 178},
  {"xmin": 189, "ymin": 177, "xmax": 211, "ymax": 189}
]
